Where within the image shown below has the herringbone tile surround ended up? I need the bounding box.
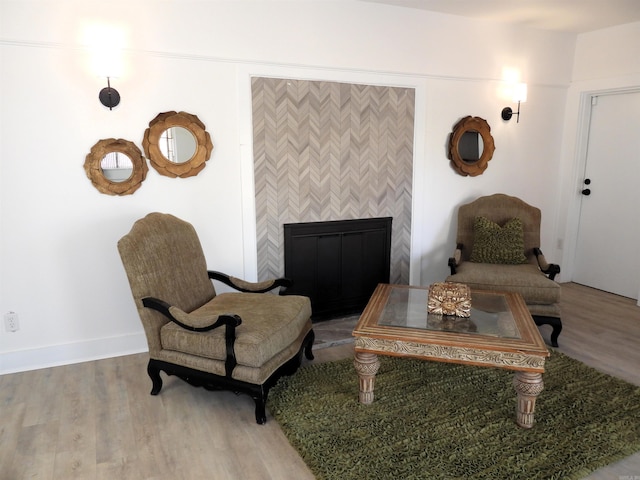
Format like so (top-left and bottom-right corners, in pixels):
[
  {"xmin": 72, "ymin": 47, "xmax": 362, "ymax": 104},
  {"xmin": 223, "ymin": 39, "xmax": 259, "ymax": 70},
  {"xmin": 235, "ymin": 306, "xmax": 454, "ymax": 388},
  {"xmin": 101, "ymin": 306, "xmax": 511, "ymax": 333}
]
[{"xmin": 252, "ymin": 77, "xmax": 415, "ymax": 283}]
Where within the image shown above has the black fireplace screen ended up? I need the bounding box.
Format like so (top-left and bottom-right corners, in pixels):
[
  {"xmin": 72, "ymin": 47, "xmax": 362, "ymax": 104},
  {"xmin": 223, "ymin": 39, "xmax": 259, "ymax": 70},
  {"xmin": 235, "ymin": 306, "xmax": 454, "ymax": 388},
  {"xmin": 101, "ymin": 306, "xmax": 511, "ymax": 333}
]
[{"xmin": 284, "ymin": 217, "xmax": 392, "ymax": 320}]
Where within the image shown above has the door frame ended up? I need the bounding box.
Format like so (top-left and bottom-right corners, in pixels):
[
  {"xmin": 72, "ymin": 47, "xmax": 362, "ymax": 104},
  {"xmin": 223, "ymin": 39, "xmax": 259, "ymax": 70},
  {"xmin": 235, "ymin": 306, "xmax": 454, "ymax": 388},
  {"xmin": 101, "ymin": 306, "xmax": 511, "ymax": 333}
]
[{"xmin": 564, "ymin": 86, "xmax": 640, "ymax": 298}]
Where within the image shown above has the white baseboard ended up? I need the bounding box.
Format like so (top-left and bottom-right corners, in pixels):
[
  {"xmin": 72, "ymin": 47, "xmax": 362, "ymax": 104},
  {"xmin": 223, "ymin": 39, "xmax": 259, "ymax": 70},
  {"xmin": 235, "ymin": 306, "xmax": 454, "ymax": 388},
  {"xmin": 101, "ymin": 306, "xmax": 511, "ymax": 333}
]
[{"xmin": 0, "ymin": 332, "xmax": 148, "ymax": 375}]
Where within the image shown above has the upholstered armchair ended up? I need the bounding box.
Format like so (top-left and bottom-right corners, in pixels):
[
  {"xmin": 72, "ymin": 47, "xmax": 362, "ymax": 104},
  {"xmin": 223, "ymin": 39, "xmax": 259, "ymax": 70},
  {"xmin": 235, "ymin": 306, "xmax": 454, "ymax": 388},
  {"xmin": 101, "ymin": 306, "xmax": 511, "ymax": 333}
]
[
  {"xmin": 446, "ymin": 194, "xmax": 562, "ymax": 347},
  {"xmin": 117, "ymin": 212, "xmax": 314, "ymax": 424}
]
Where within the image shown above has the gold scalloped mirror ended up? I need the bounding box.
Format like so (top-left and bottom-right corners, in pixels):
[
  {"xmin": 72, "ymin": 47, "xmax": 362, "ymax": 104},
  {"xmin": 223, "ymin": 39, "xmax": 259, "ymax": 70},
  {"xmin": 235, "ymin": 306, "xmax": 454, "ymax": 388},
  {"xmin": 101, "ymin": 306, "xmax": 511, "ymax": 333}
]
[
  {"xmin": 84, "ymin": 138, "xmax": 148, "ymax": 195},
  {"xmin": 448, "ymin": 116, "xmax": 495, "ymax": 177},
  {"xmin": 142, "ymin": 111, "xmax": 214, "ymax": 178}
]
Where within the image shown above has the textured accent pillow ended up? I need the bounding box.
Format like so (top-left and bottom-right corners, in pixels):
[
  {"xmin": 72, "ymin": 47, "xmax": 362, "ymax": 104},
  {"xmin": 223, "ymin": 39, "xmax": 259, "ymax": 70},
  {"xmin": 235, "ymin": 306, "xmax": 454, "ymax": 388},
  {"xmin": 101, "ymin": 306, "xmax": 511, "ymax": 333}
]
[{"xmin": 470, "ymin": 216, "xmax": 528, "ymax": 264}]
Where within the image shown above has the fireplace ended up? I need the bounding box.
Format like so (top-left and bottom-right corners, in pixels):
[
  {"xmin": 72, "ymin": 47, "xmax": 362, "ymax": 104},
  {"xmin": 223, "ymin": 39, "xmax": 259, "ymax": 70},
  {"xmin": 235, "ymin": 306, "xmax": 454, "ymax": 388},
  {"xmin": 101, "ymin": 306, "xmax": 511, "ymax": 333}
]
[{"xmin": 284, "ymin": 217, "xmax": 392, "ymax": 320}]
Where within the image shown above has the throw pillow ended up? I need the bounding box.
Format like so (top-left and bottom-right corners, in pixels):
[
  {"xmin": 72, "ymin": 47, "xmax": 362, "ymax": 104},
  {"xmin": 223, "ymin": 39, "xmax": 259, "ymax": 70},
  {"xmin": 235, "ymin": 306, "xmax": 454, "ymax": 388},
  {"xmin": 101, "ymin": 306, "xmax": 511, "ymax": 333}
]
[{"xmin": 470, "ymin": 216, "xmax": 528, "ymax": 264}]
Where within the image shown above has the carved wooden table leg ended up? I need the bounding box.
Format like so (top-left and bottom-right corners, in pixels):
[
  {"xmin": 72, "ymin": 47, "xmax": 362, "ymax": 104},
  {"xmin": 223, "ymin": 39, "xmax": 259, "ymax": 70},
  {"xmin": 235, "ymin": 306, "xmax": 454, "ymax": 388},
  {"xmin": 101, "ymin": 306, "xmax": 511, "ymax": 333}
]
[
  {"xmin": 354, "ymin": 352, "xmax": 380, "ymax": 404},
  {"xmin": 513, "ymin": 371, "xmax": 544, "ymax": 428}
]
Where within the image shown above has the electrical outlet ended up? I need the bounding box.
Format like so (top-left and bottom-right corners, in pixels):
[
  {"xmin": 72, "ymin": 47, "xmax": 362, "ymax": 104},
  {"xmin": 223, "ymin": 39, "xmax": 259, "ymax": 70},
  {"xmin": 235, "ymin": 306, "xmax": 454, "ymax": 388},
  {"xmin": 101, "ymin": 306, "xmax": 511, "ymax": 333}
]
[{"xmin": 4, "ymin": 312, "xmax": 19, "ymax": 332}]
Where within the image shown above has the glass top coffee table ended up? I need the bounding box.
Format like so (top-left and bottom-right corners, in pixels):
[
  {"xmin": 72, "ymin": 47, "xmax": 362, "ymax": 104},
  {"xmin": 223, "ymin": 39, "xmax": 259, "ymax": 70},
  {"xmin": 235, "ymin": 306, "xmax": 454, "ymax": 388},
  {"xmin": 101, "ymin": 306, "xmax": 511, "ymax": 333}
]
[{"xmin": 352, "ymin": 284, "xmax": 550, "ymax": 428}]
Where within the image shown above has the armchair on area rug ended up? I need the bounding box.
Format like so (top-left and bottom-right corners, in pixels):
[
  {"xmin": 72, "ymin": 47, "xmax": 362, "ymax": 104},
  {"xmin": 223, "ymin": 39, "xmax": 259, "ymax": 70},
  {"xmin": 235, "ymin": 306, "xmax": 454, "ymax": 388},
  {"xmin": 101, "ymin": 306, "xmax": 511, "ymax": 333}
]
[
  {"xmin": 117, "ymin": 212, "xmax": 314, "ymax": 424},
  {"xmin": 446, "ymin": 194, "xmax": 562, "ymax": 347}
]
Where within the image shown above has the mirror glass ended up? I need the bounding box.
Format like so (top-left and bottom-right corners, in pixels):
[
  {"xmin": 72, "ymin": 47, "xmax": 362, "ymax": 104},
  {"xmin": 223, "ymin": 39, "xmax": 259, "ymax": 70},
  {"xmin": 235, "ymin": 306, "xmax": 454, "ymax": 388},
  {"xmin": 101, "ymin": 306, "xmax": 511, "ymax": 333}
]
[
  {"xmin": 159, "ymin": 126, "xmax": 198, "ymax": 164},
  {"xmin": 458, "ymin": 131, "xmax": 484, "ymax": 163},
  {"xmin": 100, "ymin": 151, "xmax": 133, "ymax": 182}
]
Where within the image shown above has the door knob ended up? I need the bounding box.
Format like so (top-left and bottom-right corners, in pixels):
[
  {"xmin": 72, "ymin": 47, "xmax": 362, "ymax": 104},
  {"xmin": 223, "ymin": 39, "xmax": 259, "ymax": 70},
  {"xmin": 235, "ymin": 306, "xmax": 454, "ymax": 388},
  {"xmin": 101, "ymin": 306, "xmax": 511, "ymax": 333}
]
[{"xmin": 581, "ymin": 188, "xmax": 591, "ymax": 196}]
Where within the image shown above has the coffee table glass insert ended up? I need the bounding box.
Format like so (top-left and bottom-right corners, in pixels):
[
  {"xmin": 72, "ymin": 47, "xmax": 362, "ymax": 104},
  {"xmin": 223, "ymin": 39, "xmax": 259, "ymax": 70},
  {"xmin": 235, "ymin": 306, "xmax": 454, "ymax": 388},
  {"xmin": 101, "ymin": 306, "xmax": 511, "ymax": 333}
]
[
  {"xmin": 379, "ymin": 287, "xmax": 521, "ymax": 339},
  {"xmin": 353, "ymin": 284, "xmax": 550, "ymax": 428}
]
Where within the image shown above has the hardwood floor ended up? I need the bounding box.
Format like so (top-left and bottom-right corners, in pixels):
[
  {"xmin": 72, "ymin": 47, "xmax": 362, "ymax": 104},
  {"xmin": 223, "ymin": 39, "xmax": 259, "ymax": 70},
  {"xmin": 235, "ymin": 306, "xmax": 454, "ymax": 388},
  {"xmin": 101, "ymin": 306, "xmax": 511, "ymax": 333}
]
[{"xmin": 1, "ymin": 282, "xmax": 639, "ymax": 479}]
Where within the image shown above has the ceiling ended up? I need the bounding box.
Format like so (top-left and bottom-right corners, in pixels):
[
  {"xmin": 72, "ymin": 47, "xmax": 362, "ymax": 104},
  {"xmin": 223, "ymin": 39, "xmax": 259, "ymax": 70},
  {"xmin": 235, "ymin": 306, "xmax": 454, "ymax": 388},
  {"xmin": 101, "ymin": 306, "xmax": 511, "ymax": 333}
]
[{"xmin": 361, "ymin": 0, "xmax": 640, "ymax": 33}]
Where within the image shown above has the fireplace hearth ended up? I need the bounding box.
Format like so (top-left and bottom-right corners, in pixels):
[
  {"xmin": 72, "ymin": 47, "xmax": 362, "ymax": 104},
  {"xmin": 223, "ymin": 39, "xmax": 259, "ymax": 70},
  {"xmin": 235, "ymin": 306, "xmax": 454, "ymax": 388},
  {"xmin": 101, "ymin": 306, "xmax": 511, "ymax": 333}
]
[{"xmin": 284, "ymin": 217, "xmax": 392, "ymax": 320}]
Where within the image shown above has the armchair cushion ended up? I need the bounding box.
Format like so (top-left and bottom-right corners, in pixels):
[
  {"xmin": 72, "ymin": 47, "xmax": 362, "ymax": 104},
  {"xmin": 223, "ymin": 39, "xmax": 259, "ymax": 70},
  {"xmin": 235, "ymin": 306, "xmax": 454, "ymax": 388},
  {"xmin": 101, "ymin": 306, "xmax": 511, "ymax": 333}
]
[
  {"xmin": 448, "ymin": 262, "xmax": 560, "ymax": 305},
  {"xmin": 161, "ymin": 292, "xmax": 312, "ymax": 370},
  {"xmin": 470, "ymin": 216, "xmax": 528, "ymax": 265}
]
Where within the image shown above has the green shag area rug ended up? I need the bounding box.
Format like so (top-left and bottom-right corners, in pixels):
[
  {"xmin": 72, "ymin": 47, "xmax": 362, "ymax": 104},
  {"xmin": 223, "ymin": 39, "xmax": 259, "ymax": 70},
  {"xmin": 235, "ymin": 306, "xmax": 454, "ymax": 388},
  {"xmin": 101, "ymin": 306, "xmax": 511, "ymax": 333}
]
[{"xmin": 269, "ymin": 352, "xmax": 640, "ymax": 480}]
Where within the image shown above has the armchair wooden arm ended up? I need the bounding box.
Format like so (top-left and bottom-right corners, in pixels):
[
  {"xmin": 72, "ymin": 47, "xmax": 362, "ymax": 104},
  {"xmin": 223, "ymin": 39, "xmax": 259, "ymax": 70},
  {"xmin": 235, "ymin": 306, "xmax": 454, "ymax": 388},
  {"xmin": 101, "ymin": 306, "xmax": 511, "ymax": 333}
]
[
  {"xmin": 533, "ymin": 248, "xmax": 561, "ymax": 280},
  {"xmin": 448, "ymin": 244, "xmax": 464, "ymax": 275},
  {"xmin": 142, "ymin": 297, "xmax": 242, "ymax": 377},
  {"xmin": 208, "ymin": 270, "xmax": 292, "ymax": 294}
]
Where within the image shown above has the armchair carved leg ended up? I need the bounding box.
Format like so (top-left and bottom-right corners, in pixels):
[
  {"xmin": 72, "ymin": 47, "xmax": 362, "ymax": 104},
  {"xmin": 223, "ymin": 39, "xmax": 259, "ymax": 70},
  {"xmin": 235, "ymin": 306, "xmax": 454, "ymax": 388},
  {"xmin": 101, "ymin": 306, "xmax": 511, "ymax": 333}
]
[
  {"xmin": 304, "ymin": 330, "xmax": 315, "ymax": 360},
  {"xmin": 532, "ymin": 316, "xmax": 562, "ymax": 348},
  {"xmin": 253, "ymin": 391, "xmax": 268, "ymax": 425},
  {"xmin": 147, "ymin": 360, "xmax": 164, "ymax": 395}
]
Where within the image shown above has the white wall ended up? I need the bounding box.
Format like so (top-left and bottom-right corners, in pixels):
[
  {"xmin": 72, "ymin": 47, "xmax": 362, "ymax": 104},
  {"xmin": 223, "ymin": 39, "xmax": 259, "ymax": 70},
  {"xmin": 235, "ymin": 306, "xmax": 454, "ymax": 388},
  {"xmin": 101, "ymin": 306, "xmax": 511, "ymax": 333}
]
[{"xmin": 0, "ymin": 1, "xmax": 579, "ymax": 373}]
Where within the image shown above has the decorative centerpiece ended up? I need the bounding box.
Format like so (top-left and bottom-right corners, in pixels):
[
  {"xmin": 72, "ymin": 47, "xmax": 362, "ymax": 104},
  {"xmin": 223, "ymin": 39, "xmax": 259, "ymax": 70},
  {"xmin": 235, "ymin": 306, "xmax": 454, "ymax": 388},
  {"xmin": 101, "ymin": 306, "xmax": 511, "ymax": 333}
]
[{"xmin": 427, "ymin": 282, "xmax": 471, "ymax": 317}]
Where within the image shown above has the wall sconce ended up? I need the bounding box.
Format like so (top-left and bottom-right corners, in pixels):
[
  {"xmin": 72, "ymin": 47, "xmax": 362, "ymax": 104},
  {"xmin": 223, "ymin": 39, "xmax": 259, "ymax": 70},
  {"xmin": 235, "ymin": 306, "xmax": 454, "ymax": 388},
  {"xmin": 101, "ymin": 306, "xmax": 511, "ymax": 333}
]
[
  {"xmin": 99, "ymin": 77, "xmax": 120, "ymax": 110},
  {"xmin": 501, "ymin": 83, "xmax": 527, "ymax": 123},
  {"xmin": 82, "ymin": 23, "xmax": 125, "ymax": 111}
]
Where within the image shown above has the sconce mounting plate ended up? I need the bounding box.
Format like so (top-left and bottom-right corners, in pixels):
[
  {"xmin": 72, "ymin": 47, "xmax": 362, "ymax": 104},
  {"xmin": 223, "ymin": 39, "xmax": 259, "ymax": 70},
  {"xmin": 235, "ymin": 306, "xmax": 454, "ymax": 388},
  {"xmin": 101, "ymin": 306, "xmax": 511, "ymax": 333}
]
[
  {"xmin": 99, "ymin": 86, "xmax": 120, "ymax": 110},
  {"xmin": 501, "ymin": 107, "xmax": 514, "ymax": 121}
]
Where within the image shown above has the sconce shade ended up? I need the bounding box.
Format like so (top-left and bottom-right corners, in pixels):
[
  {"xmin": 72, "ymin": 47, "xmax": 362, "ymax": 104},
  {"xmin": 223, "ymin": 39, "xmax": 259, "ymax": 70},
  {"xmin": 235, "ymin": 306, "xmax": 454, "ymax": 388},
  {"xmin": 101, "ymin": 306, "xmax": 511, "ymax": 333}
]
[
  {"xmin": 513, "ymin": 83, "xmax": 528, "ymax": 103},
  {"xmin": 99, "ymin": 77, "xmax": 120, "ymax": 110}
]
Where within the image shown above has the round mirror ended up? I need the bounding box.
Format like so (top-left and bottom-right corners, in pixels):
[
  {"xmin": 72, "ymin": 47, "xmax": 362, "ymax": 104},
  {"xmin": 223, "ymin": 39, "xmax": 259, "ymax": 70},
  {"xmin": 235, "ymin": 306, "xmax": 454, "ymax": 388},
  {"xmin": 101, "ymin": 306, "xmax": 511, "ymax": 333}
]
[
  {"xmin": 100, "ymin": 151, "xmax": 133, "ymax": 182},
  {"xmin": 84, "ymin": 138, "xmax": 148, "ymax": 195},
  {"xmin": 159, "ymin": 126, "xmax": 198, "ymax": 164},
  {"xmin": 143, "ymin": 111, "xmax": 213, "ymax": 178},
  {"xmin": 448, "ymin": 116, "xmax": 495, "ymax": 176}
]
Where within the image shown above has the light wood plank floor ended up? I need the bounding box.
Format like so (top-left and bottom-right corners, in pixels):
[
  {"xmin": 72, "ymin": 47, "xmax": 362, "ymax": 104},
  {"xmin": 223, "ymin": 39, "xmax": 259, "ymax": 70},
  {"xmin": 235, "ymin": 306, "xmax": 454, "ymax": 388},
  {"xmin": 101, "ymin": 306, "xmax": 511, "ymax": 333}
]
[{"xmin": 1, "ymin": 282, "xmax": 639, "ymax": 479}]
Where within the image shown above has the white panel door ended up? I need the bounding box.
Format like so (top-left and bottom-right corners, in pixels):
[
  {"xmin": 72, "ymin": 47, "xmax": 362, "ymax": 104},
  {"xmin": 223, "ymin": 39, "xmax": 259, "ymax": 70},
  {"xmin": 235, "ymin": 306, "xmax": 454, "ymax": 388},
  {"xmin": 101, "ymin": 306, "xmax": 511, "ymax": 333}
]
[{"xmin": 573, "ymin": 91, "xmax": 640, "ymax": 299}]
